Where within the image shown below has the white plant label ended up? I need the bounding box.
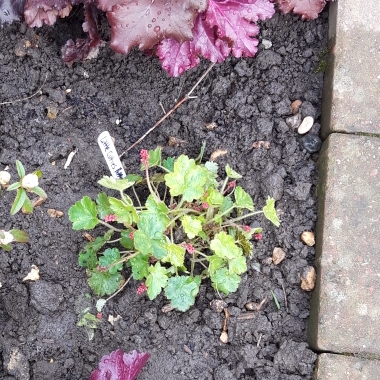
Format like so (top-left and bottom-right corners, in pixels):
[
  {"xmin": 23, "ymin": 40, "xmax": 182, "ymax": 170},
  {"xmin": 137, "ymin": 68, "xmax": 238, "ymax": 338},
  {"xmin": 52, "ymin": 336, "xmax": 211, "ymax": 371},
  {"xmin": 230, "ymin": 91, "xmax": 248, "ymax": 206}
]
[{"xmin": 97, "ymin": 131, "xmax": 126, "ymax": 179}]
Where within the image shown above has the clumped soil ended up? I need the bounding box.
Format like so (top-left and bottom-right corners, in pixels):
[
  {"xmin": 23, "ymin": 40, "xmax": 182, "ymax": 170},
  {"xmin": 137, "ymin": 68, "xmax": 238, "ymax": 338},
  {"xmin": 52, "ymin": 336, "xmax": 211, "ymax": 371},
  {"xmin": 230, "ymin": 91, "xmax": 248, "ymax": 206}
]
[{"xmin": 0, "ymin": 7, "xmax": 328, "ymax": 380}]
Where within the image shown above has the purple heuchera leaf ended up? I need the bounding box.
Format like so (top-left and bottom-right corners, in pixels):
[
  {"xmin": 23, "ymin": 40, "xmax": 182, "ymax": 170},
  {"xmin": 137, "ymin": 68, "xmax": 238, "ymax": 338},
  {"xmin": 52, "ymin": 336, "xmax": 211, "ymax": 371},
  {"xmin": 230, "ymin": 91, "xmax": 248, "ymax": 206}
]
[
  {"xmin": 62, "ymin": 3, "xmax": 104, "ymax": 66},
  {"xmin": 158, "ymin": 0, "xmax": 274, "ymax": 76},
  {"xmin": 23, "ymin": 0, "xmax": 73, "ymax": 27},
  {"xmin": 97, "ymin": 0, "xmax": 208, "ymax": 55},
  {"xmin": 274, "ymin": 0, "xmax": 328, "ymax": 20},
  {"xmin": 89, "ymin": 349, "xmax": 150, "ymax": 380}
]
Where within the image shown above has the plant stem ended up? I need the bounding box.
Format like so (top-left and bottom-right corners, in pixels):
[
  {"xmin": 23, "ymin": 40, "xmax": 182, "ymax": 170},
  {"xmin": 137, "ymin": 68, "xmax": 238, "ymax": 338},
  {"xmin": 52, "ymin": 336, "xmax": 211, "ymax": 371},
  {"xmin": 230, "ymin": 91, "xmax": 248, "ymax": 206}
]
[
  {"xmin": 107, "ymin": 238, "xmax": 121, "ymax": 244},
  {"xmin": 207, "ymin": 206, "xmax": 234, "ymax": 224},
  {"xmin": 222, "ymin": 210, "xmax": 263, "ymax": 225},
  {"xmin": 104, "ymin": 274, "xmax": 132, "ymax": 303},
  {"xmin": 220, "ymin": 176, "xmax": 229, "ymax": 194},
  {"xmin": 99, "ymin": 220, "xmax": 123, "ymax": 232},
  {"xmin": 167, "ymin": 208, "xmax": 202, "ymax": 215},
  {"xmin": 132, "ymin": 185, "xmax": 142, "ymax": 208},
  {"xmin": 145, "ymin": 165, "xmax": 160, "ymax": 202}
]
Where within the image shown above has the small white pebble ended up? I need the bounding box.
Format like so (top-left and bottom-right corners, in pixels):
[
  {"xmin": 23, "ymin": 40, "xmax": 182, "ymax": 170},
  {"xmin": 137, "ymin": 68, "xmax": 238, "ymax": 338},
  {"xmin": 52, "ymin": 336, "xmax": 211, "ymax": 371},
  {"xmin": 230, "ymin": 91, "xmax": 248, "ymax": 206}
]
[
  {"xmin": 298, "ymin": 116, "xmax": 314, "ymax": 134},
  {"xmin": 262, "ymin": 39, "xmax": 272, "ymax": 49},
  {"xmin": 116, "ymin": 119, "xmax": 121, "ymax": 125},
  {"xmin": 65, "ymin": 89, "xmax": 72, "ymax": 93}
]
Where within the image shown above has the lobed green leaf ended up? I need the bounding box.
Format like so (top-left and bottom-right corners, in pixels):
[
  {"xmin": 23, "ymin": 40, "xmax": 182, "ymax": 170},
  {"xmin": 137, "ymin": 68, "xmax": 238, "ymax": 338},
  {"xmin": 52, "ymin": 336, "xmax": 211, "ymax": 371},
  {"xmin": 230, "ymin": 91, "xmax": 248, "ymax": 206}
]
[
  {"xmin": 165, "ymin": 276, "xmax": 201, "ymax": 311},
  {"xmin": 263, "ymin": 197, "xmax": 280, "ymax": 227},
  {"xmin": 162, "ymin": 157, "xmax": 175, "ymax": 172},
  {"xmin": 88, "ymin": 270, "xmax": 123, "ymax": 296},
  {"xmin": 109, "ymin": 197, "xmax": 138, "ymax": 225},
  {"xmin": 98, "ymin": 248, "xmax": 123, "ymax": 274},
  {"xmin": 225, "ymin": 164, "xmax": 242, "ymax": 179},
  {"xmin": 69, "ymin": 196, "xmax": 99, "ymax": 230},
  {"xmin": 210, "ymin": 231, "xmax": 242, "ymax": 260},
  {"xmin": 128, "ymin": 254, "xmax": 149, "ymax": 280},
  {"xmin": 165, "ymin": 155, "xmax": 209, "ymax": 202},
  {"xmin": 210, "ymin": 268, "xmax": 241, "ymax": 295},
  {"xmin": 234, "ymin": 186, "xmax": 254, "ymax": 211},
  {"xmin": 98, "ymin": 176, "xmax": 136, "ymax": 191},
  {"xmin": 78, "ymin": 248, "xmax": 98, "ymax": 269},
  {"xmin": 146, "ymin": 263, "xmax": 168, "ymax": 300},
  {"xmin": 96, "ymin": 192, "xmax": 113, "ymax": 220},
  {"xmin": 162, "ymin": 243, "xmax": 185, "ymax": 268},
  {"xmin": 181, "ymin": 215, "xmax": 203, "ymax": 239}
]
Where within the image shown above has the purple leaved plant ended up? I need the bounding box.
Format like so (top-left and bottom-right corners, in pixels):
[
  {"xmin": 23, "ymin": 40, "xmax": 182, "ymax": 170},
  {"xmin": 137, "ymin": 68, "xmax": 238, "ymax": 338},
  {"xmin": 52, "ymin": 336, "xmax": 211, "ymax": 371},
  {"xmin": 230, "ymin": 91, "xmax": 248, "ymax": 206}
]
[
  {"xmin": 0, "ymin": 0, "xmax": 331, "ymax": 75},
  {"xmin": 90, "ymin": 349, "xmax": 150, "ymax": 380}
]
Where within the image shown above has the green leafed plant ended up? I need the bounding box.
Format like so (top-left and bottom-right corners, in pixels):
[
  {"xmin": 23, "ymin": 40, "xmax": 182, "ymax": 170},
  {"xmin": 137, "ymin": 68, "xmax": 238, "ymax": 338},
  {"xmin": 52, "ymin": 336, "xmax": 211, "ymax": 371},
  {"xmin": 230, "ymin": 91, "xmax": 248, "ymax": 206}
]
[
  {"xmin": 69, "ymin": 146, "xmax": 280, "ymax": 311},
  {"xmin": 0, "ymin": 160, "xmax": 47, "ymax": 251},
  {"xmin": 5, "ymin": 160, "xmax": 47, "ymax": 215}
]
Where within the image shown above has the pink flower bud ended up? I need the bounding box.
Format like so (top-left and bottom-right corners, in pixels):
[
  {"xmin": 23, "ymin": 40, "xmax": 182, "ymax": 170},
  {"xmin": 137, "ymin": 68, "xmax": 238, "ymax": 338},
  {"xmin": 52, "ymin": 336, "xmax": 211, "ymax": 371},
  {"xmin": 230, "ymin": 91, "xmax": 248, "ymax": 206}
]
[
  {"xmin": 104, "ymin": 214, "xmax": 117, "ymax": 222},
  {"xmin": 137, "ymin": 283, "xmax": 148, "ymax": 294},
  {"xmin": 202, "ymin": 202, "xmax": 209, "ymax": 210},
  {"xmin": 140, "ymin": 150, "xmax": 149, "ymax": 166},
  {"xmin": 129, "ymin": 231, "xmax": 135, "ymax": 239},
  {"xmin": 254, "ymin": 233, "xmax": 263, "ymax": 241},
  {"xmin": 242, "ymin": 225, "xmax": 251, "ymax": 232}
]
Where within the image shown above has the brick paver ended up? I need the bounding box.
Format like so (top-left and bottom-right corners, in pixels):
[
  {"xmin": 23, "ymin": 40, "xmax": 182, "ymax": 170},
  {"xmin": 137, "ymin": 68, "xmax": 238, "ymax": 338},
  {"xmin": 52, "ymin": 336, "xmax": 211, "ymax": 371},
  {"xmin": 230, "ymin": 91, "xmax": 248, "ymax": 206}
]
[
  {"xmin": 309, "ymin": 133, "xmax": 380, "ymax": 355},
  {"xmin": 314, "ymin": 354, "xmax": 380, "ymax": 380},
  {"xmin": 321, "ymin": 0, "xmax": 380, "ymax": 138}
]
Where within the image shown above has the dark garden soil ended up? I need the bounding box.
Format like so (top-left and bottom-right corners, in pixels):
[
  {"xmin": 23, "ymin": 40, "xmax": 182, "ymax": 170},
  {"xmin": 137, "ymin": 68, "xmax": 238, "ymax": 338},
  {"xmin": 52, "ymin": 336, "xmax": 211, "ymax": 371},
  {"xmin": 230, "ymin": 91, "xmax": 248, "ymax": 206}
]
[{"xmin": 0, "ymin": 6, "xmax": 328, "ymax": 380}]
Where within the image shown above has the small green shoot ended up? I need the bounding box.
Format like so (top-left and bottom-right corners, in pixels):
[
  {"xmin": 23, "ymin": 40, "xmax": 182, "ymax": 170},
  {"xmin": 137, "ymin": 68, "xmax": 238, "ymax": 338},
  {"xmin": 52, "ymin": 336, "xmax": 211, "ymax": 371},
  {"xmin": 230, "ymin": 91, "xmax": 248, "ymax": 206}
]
[{"xmin": 271, "ymin": 290, "xmax": 281, "ymax": 310}]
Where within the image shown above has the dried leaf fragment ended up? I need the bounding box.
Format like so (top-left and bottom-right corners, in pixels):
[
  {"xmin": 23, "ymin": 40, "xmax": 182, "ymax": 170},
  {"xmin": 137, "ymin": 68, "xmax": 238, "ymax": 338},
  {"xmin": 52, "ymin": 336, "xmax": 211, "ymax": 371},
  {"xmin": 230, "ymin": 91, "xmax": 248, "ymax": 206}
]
[
  {"xmin": 83, "ymin": 232, "xmax": 95, "ymax": 242},
  {"xmin": 210, "ymin": 149, "xmax": 227, "ymax": 161},
  {"xmin": 245, "ymin": 297, "xmax": 267, "ymax": 311},
  {"xmin": 168, "ymin": 136, "xmax": 186, "ymax": 147},
  {"xmin": 252, "ymin": 141, "xmax": 270, "ymax": 149},
  {"xmin": 205, "ymin": 122, "xmax": 218, "ymax": 130},
  {"xmin": 161, "ymin": 303, "xmax": 174, "ymax": 313},
  {"xmin": 47, "ymin": 104, "xmax": 58, "ymax": 119},
  {"xmin": 32, "ymin": 197, "xmax": 46, "ymax": 208},
  {"xmin": 300, "ymin": 266, "xmax": 316, "ymax": 291},
  {"xmin": 22, "ymin": 265, "xmax": 40, "ymax": 282},
  {"xmin": 108, "ymin": 314, "xmax": 122, "ymax": 326},
  {"xmin": 47, "ymin": 209, "xmax": 64, "ymax": 218},
  {"xmin": 272, "ymin": 247, "xmax": 286, "ymax": 265}
]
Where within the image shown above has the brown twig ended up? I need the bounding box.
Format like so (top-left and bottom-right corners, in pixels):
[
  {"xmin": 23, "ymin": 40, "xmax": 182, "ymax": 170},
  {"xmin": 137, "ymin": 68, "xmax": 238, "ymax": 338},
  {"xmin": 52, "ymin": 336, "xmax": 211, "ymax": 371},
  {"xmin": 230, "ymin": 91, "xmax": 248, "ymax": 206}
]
[
  {"xmin": 0, "ymin": 73, "xmax": 48, "ymax": 106},
  {"xmin": 282, "ymin": 283, "xmax": 288, "ymax": 313},
  {"xmin": 120, "ymin": 62, "xmax": 216, "ymax": 156}
]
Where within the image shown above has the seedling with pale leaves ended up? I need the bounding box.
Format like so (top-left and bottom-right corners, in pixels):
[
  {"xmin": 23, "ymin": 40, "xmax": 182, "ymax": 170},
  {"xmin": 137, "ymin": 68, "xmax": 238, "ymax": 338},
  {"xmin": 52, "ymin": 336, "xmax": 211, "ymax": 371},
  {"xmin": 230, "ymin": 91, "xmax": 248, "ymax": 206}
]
[
  {"xmin": 69, "ymin": 146, "xmax": 280, "ymax": 312},
  {"xmin": 0, "ymin": 160, "xmax": 46, "ymax": 251}
]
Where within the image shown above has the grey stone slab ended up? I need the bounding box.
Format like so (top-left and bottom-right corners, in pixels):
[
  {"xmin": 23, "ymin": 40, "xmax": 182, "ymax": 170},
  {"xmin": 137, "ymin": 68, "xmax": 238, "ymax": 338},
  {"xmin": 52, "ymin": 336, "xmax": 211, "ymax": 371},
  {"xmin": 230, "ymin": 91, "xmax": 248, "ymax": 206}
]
[
  {"xmin": 321, "ymin": 0, "xmax": 380, "ymax": 138},
  {"xmin": 314, "ymin": 353, "xmax": 380, "ymax": 380},
  {"xmin": 309, "ymin": 133, "xmax": 380, "ymax": 355}
]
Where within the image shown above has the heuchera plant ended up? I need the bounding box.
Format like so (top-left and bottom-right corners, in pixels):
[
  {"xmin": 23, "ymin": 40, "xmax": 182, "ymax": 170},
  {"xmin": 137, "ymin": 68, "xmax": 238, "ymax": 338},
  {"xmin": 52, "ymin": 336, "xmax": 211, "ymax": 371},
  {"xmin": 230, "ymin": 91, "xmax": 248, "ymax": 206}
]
[
  {"xmin": 68, "ymin": 147, "xmax": 280, "ymax": 311},
  {"xmin": 0, "ymin": 160, "xmax": 47, "ymax": 251},
  {"xmin": 90, "ymin": 349, "xmax": 150, "ymax": 380},
  {"xmin": 0, "ymin": 0, "xmax": 331, "ymax": 76}
]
